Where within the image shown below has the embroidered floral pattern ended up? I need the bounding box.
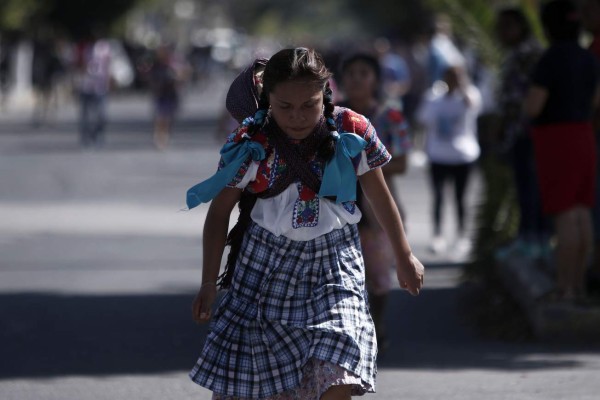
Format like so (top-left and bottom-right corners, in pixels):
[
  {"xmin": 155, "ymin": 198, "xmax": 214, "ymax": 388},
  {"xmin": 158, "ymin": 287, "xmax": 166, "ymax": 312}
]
[
  {"xmin": 373, "ymin": 106, "xmax": 411, "ymax": 156},
  {"xmin": 343, "ymin": 201, "xmax": 356, "ymax": 214},
  {"xmin": 363, "ymin": 124, "xmax": 391, "ymax": 170},
  {"xmin": 268, "ymin": 152, "xmax": 287, "ymax": 188},
  {"xmin": 335, "ymin": 108, "xmax": 392, "ymax": 171},
  {"xmin": 293, "ymin": 182, "xmax": 319, "ymax": 228}
]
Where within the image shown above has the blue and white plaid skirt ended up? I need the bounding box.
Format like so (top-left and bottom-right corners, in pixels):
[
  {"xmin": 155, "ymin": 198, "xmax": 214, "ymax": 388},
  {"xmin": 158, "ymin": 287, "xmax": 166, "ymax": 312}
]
[{"xmin": 189, "ymin": 222, "xmax": 377, "ymax": 398}]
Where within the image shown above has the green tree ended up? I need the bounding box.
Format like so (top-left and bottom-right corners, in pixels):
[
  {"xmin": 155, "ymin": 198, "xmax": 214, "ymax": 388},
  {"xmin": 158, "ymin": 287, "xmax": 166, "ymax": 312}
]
[
  {"xmin": 0, "ymin": 0, "xmax": 146, "ymax": 38},
  {"xmin": 0, "ymin": 0, "xmax": 43, "ymax": 31}
]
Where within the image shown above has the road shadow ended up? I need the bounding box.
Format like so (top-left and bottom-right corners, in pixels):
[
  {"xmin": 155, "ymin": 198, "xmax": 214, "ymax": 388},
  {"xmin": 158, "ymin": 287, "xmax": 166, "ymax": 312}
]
[
  {"xmin": 0, "ymin": 292, "xmax": 206, "ymax": 379},
  {"xmin": 1, "ymin": 287, "xmax": 598, "ymax": 380}
]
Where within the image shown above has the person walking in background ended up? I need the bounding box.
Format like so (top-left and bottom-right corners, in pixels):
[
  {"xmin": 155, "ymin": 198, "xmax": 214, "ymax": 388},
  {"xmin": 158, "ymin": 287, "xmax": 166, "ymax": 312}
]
[
  {"xmin": 75, "ymin": 36, "xmax": 112, "ymax": 148},
  {"xmin": 150, "ymin": 45, "xmax": 186, "ymax": 150},
  {"xmin": 525, "ymin": 0, "xmax": 599, "ymax": 302},
  {"xmin": 187, "ymin": 48, "xmax": 424, "ymax": 399},
  {"xmin": 581, "ymin": 0, "xmax": 600, "ymax": 292},
  {"xmin": 373, "ymin": 37, "xmax": 411, "ymax": 106},
  {"xmin": 417, "ymin": 66, "xmax": 481, "ymax": 255},
  {"xmin": 494, "ymin": 8, "xmax": 550, "ymax": 261},
  {"xmin": 31, "ymin": 32, "xmax": 64, "ymax": 127},
  {"xmin": 0, "ymin": 35, "xmax": 14, "ymax": 111},
  {"xmin": 338, "ymin": 53, "xmax": 411, "ymax": 351},
  {"xmin": 427, "ymin": 14, "xmax": 466, "ymax": 87}
]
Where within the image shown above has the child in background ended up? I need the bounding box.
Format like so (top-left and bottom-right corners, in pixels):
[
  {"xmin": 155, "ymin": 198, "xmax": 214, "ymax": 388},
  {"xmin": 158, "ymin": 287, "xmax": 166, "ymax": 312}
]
[{"xmin": 338, "ymin": 53, "xmax": 411, "ymax": 351}]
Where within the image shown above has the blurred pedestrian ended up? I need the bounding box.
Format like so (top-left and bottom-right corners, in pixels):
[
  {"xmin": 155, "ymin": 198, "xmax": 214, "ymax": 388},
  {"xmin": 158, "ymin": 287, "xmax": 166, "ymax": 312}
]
[
  {"xmin": 187, "ymin": 48, "xmax": 424, "ymax": 399},
  {"xmin": 494, "ymin": 8, "xmax": 550, "ymax": 261},
  {"xmin": 0, "ymin": 35, "xmax": 14, "ymax": 110},
  {"xmin": 31, "ymin": 33, "xmax": 64, "ymax": 127},
  {"xmin": 525, "ymin": 0, "xmax": 599, "ymax": 302},
  {"xmin": 373, "ymin": 38, "xmax": 411, "ymax": 105},
  {"xmin": 338, "ymin": 52, "xmax": 411, "ymax": 351},
  {"xmin": 150, "ymin": 45, "xmax": 185, "ymax": 150},
  {"xmin": 427, "ymin": 14, "xmax": 466, "ymax": 86},
  {"xmin": 74, "ymin": 37, "xmax": 112, "ymax": 148},
  {"xmin": 581, "ymin": 0, "xmax": 600, "ymax": 291},
  {"xmin": 417, "ymin": 66, "xmax": 481, "ymax": 254}
]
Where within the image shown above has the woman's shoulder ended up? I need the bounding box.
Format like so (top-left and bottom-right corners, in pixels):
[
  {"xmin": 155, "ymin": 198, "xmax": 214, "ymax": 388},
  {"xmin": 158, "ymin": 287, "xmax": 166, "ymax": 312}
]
[{"xmin": 333, "ymin": 106, "xmax": 372, "ymax": 136}]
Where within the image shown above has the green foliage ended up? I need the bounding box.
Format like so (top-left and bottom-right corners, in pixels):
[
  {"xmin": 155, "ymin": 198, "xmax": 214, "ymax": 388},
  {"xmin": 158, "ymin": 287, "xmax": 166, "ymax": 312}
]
[
  {"xmin": 226, "ymin": 0, "xmax": 361, "ymax": 42},
  {"xmin": 0, "ymin": 0, "xmax": 144, "ymax": 38},
  {"xmin": 345, "ymin": 0, "xmax": 434, "ymax": 40},
  {"xmin": 465, "ymin": 153, "xmax": 519, "ymax": 280},
  {"xmin": 0, "ymin": 0, "xmax": 45, "ymax": 31},
  {"xmin": 424, "ymin": 0, "xmax": 502, "ymax": 65}
]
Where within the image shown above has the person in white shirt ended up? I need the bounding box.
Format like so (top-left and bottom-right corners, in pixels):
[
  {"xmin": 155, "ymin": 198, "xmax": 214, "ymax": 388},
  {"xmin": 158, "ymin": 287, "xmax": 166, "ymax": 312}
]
[
  {"xmin": 75, "ymin": 38, "xmax": 111, "ymax": 147},
  {"xmin": 417, "ymin": 66, "xmax": 481, "ymax": 254}
]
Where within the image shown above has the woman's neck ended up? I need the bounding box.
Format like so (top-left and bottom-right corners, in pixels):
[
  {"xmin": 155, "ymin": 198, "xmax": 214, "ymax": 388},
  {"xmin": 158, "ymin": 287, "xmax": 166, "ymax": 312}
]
[{"xmin": 346, "ymin": 97, "xmax": 378, "ymax": 116}]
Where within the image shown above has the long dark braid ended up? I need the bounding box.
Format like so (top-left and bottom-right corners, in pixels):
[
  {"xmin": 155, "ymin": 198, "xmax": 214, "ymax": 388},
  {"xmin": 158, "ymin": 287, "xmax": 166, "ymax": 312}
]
[
  {"xmin": 247, "ymin": 91, "xmax": 270, "ymax": 137},
  {"xmin": 318, "ymin": 81, "xmax": 337, "ymax": 161}
]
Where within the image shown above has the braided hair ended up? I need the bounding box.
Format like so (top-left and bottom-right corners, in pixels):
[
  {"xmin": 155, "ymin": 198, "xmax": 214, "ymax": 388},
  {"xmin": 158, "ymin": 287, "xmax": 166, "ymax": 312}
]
[{"xmin": 245, "ymin": 47, "xmax": 337, "ymax": 160}]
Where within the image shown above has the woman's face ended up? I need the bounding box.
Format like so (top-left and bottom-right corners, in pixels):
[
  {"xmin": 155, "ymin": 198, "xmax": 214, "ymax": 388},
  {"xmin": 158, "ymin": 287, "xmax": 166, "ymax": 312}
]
[
  {"xmin": 269, "ymin": 80, "xmax": 324, "ymax": 140},
  {"xmin": 496, "ymin": 15, "xmax": 523, "ymax": 47},
  {"xmin": 443, "ymin": 67, "xmax": 462, "ymax": 91},
  {"xmin": 341, "ymin": 60, "xmax": 378, "ymax": 102}
]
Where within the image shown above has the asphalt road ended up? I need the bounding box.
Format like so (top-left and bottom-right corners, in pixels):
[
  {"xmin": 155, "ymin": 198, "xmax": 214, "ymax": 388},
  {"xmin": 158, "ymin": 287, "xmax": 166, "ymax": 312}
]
[{"xmin": 1, "ymin": 85, "xmax": 599, "ymax": 400}]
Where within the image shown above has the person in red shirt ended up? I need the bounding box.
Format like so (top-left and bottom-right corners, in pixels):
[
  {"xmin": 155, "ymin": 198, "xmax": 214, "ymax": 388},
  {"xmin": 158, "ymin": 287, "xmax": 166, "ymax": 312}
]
[
  {"xmin": 526, "ymin": 0, "xmax": 600, "ymax": 302},
  {"xmin": 581, "ymin": 0, "xmax": 600, "ymax": 291}
]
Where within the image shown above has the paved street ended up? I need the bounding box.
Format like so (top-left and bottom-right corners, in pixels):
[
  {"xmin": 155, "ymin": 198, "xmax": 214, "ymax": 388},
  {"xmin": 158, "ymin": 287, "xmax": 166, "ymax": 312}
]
[{"xmin": 1, "ymin": 83, "xmax": 599, "ymax": 400}]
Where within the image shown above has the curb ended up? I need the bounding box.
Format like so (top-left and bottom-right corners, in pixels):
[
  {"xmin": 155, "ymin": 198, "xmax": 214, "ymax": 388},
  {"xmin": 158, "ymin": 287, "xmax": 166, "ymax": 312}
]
[{"xmin": 496, "ymin": 256, "xmax": 600, "ymax": 342}]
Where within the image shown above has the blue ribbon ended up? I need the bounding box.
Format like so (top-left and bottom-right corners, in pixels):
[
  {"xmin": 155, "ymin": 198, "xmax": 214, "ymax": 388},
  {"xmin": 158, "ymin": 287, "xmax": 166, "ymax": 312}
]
[
  {"xmin": 319, "ymin": 132, "xmax": 367, "ymax": 203},
  {"xmin": 186, "ymin": 139, "xmax": 265, "ymax": 209}
]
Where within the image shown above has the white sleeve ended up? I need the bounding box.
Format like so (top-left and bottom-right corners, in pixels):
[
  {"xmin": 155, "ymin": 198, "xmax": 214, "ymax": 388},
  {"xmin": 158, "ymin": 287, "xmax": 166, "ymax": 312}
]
[
  {"xmin": 463, "ymin": 85, "xmax": 482, "ymax": 114},
  {"xmin": 356, "ymin": 150, "xmax": 370, "ymax": 176}
]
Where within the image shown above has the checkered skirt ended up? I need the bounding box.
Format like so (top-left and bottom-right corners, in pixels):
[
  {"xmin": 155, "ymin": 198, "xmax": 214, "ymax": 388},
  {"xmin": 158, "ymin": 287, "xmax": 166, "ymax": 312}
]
[{"xmin": 189, "ymin": 222, "xmax": 377, "ymax": 398}]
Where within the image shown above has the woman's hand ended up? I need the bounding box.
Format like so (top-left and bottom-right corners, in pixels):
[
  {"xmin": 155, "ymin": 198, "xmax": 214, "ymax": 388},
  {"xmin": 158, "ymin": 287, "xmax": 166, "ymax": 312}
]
[
  {"xmin": 396, "ymin": 253, "xmax": 425, "ymax": 296},
  {"xmin": 192, "ymin": 187, "xmax": 242, "ymax": 323},
  {"xmin": 192, "ymin": 283, "xmax": 218, "ymax": 323},
  {"xmin": 359, "ymin": 168, "xmax": 424, "ymax": 294}
]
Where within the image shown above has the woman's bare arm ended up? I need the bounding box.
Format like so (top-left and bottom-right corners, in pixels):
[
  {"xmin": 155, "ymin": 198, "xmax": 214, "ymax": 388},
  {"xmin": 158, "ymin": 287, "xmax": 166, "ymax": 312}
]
[
  {"xmin": 524, "ymin": 85, "xmax": 548, "ymax": 119},
  {"xmin": 201, "ymin": 187, "xmax": 241, "ymax": 283},
  {"xmin": 192, "ymin": 187, "xmax": 241, "ymax": 322},
  {"xmin": 358, "ymin": 167, "xmax": 424, "ymax": 295}
]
